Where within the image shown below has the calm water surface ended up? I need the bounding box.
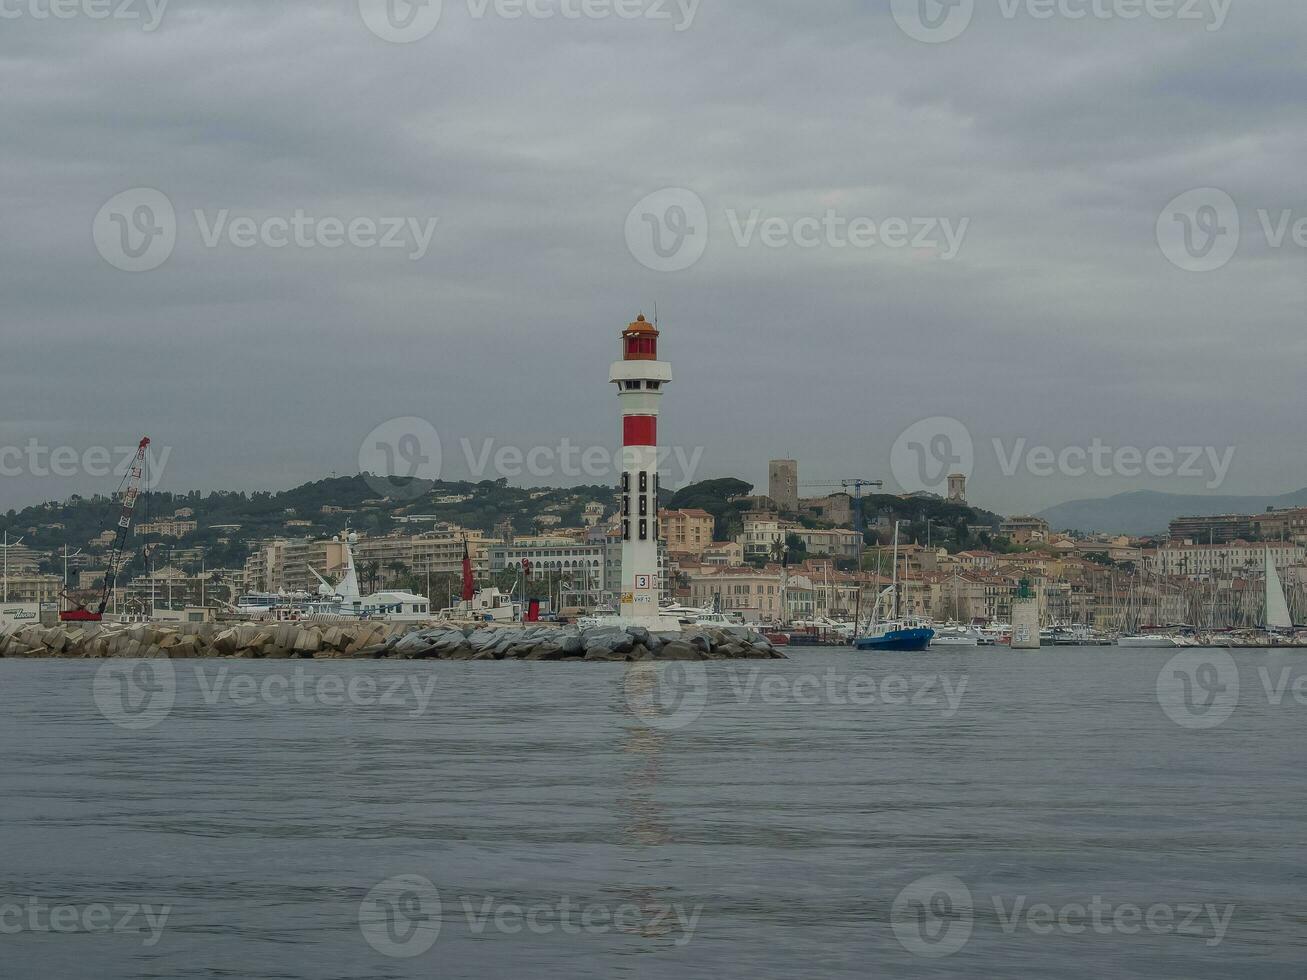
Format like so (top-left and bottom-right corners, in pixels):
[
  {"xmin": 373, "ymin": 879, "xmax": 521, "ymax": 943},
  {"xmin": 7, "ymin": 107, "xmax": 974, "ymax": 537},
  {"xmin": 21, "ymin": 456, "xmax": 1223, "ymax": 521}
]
[{"xmin": 1, "ymin": 647, "xmax": 1304, "ymax": 978}]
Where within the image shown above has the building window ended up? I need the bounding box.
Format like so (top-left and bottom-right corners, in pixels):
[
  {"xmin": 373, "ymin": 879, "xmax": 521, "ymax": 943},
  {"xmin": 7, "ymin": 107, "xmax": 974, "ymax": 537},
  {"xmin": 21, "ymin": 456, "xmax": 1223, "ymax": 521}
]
[
  {"xmin": 639, "ymin": 495, "xmax": 648, "ymax": 517},
  {"xmin": 639, "ymin": 519, "xmax": 648, "ymax": 541},
  {"xmin": 622, "ymin": 495, "xmax": 630, "ymax": 517},
  {"xmin": 621, "ymin": 473, "xmax": 630, "ymax": 493},
  {"xmin": 623, "ymin": 519, "xmax": 630, "ymax": 541},
  {"xmin": 639, "ymin": 471, "xmax": 648, "ymax": 493}
]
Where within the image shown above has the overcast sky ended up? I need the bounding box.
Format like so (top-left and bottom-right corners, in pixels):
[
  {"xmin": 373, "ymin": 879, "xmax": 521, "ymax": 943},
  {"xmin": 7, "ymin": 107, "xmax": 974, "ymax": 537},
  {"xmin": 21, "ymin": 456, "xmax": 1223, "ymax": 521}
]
[{"xmin": 2, "ymin": 0, "xmax": 1304, "ymax": 516}]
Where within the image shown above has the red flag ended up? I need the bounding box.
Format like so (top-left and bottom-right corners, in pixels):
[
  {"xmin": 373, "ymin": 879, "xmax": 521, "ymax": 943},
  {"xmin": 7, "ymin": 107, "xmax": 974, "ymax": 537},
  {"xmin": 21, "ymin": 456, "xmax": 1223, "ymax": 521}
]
[{"xmin": 461, "ymin": 537, "xmax": 476, "ymax": 602}]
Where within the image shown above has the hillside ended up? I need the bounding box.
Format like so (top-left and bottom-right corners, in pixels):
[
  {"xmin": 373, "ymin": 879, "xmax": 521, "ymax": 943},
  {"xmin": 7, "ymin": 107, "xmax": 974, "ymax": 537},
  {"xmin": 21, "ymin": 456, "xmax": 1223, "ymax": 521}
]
[
  {"xmin": 1036, "ymin": 488, "xmax": 1307, "ymax": 536},
  {"xmin": 0, "ymin": 476, "xmax": 617, "ymax": 575}
]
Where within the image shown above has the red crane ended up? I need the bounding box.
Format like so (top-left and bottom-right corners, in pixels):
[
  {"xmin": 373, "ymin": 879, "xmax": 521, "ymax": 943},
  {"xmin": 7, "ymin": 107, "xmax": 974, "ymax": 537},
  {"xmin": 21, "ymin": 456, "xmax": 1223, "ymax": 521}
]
[{"xmin": 60, "ymin": 436, "xmax": 151, "ymax": 623}]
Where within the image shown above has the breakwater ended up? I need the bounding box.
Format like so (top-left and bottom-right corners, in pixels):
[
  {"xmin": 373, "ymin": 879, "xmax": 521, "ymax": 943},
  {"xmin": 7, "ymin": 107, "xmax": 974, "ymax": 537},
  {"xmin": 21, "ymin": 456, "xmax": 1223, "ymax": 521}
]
[{"xmin": 0, "ymin": 621, "xmax": 785, "ymax": 662}]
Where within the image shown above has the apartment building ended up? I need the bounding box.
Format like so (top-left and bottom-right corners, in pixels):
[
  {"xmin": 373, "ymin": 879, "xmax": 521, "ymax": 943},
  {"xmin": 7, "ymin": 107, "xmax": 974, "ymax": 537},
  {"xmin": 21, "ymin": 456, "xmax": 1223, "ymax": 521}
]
[
  {"xmin": 738, "ymin": 511, "xmax": 785, "ymax": 561},
  {"xmin": 0, "ymin": 574, "xmax": 61, "ymax": 605},
  {"xmin": 136, "ymin": 519, "xmax": 198, "ymax": 538},
  {"xmin": 659, "ymin": 508, "xmax": 715, "ymax": 556},
  {"xmin": 1000, "ymin": 516, "xmax": 1051, "ymax": 544},
  {"xmin": 242, "ymin": 538, "xmax": 331, "ymax": 594},
  {"xmin": 1147, "ymin": 540, "xmax": 1307, "ymax": 578},
  {"xmin": 791, "ymin": 527, "xmax": 861, "ymax": 560},
  {"xmin": 1168, "ymin": 513, "xmax": 1255, "ymax": 544},
  {"xmin": 686, "ymin": 565, "xmax": 784, "ymax": 621},
  {"xmin": 1252, "ymin": 508, "xmax": 1307, "ymax": 544},
  {"xmin": 487, "ymin": 533, "xmax": 666, "ymax": 599},
  {"xmin": 701, "ymin": 541, "xmax": 744, "ymax": 566}
]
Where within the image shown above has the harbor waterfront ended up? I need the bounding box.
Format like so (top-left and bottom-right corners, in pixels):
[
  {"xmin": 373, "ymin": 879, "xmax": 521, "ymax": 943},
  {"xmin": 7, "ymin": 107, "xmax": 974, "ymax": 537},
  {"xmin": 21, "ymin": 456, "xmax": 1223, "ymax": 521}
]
[{"xmin": 1, "ymin": 647, "xmax": 1303, "ymax": 980}]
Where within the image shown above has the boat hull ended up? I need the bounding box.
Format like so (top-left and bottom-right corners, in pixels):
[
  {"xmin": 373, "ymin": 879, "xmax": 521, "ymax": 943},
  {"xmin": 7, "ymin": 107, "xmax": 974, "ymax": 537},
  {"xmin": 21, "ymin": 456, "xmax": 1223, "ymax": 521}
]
[
  {"xmin": 1117, "ymin": 635, "xmax": 1180, "ymax": 648},
  {"xmin": 854, "ymin": 628, "xmax": 935, "ymax": 652}
]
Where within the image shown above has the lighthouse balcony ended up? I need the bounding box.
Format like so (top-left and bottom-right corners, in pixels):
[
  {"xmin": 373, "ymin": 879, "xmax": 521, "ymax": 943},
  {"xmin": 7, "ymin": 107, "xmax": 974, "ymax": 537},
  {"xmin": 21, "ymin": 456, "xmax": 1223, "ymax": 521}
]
[{"xmin": 609, "ymin": 361, "xmax": 673, "ymax": 385}]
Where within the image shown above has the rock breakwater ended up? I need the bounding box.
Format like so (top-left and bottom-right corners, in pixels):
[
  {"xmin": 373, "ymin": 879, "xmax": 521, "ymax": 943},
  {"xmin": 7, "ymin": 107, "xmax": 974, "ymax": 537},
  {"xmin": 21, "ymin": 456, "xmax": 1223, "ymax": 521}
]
[{"xmin": 0, "ymin": 621, "xmax": 785, "ymax": 662}]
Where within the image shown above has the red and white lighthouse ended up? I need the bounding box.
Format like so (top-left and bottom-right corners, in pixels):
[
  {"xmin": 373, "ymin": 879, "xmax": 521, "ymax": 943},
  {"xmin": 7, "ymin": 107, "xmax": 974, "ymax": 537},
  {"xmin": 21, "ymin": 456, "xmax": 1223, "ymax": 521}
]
[{"xmin": 609, "ymin": 314, "xmax": 672, "ymax": 627}]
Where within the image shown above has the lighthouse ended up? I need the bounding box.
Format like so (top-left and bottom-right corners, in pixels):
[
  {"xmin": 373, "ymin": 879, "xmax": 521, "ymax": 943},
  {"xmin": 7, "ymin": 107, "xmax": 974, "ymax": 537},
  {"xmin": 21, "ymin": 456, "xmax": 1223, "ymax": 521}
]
[{"xmin": 609, "ymin": 314, "xmax": 672, "ymax": 629}]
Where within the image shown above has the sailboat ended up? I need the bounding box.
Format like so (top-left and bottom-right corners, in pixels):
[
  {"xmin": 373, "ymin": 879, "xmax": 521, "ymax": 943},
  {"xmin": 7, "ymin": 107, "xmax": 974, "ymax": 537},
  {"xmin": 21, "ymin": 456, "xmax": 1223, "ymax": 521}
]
[
  {"xmin": 853, "ymin": 521, "xmax": 934, "ymax": 652},
  {"xmin": 1263, "ymin": 548, "xmax": 1294, "ymax": 634}
]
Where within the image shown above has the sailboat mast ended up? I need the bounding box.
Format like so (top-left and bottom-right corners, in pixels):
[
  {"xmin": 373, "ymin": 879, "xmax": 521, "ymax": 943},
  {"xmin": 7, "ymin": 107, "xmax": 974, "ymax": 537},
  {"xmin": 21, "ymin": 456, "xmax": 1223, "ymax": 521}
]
[{"xmin": 891, "ymin": 521, "xmax": 901, "ymax": 621}]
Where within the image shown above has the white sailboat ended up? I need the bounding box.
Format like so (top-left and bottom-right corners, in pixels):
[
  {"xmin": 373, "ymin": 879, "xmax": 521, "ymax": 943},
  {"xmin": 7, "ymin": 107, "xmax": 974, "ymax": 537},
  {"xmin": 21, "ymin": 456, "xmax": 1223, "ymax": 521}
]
[{"xmin": 1264, "ymin": 548, "xmax": 1294, "ymax": 632}]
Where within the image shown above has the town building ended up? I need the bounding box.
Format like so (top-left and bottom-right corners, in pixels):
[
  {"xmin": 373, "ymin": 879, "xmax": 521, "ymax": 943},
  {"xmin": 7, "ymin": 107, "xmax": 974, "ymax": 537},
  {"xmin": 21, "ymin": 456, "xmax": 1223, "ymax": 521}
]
[
  {"xmin": 487, "ymin": 532, "xmax": 667, "ymax": 600},
  {"xmin": 685, "ymin": 565, "xmax": 784, "ymax": 621},
  {"xmin": 136, "ymin": 518, "xmax": 198, "ymax": 539},
  {"xmin": 700, "ymin": 541, "xmax": 744, "ymax": 566},
  {"xmin": 799, "ymin": 492, "xmax": 853, "ymax": 527},
  {"xmin": 659, "ymin": 508, "xmax": 715, "ymax": 556},
  {"xmin": 1000, "ymin": 515, "xmax": 1051, "ymax": 544},
  {"xmin": 1168, "ymin": 513, "xmax": 1255, "ymax": 544},
  {"xmin": 1251, "ymin": 507, "xmax": 1307, "ymax": 544},
  {"xmin": 0, "ymin": 574, "xmax": 61, "ymax": 606},
  {"xmin": 738, "ymin": 511, "xmax": 785, "ymax": 561},
  {"xmin": 1147, "ymin": 540, "xmax": 1307, "ymax": 579},
  {"xmin": 790, "ymin": 527, "xmax": 861, "ymax": 560}
]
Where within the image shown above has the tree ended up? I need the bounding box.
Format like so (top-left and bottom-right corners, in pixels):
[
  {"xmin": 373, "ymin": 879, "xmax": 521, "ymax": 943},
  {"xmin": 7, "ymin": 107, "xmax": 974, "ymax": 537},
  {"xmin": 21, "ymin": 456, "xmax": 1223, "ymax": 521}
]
[
  {"xmin": 386, "ymin": 560, "xmax": 410, "ymax": 589},
  {"xmin": 361, "ymin": 560, "xmax": 381, "ymax": 593}
]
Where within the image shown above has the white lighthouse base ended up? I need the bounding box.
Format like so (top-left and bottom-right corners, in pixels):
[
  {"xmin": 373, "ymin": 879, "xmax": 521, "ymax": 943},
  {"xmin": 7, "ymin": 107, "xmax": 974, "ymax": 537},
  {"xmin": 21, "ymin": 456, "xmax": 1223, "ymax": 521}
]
[
  {"xmin": 614, "ymin": 612, "xmax": 681, "ymax": 634},
  {"xmin": 1011, "ymin": 598, "xmax": 1041, "ymax": 650}
]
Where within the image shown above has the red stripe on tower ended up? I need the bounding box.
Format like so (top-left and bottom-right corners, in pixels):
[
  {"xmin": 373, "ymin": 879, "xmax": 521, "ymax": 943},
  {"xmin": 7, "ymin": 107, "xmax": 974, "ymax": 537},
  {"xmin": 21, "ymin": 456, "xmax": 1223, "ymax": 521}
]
[{"xmin": 623, "ymin": 415, "xmax": 657, "ymax": 446}]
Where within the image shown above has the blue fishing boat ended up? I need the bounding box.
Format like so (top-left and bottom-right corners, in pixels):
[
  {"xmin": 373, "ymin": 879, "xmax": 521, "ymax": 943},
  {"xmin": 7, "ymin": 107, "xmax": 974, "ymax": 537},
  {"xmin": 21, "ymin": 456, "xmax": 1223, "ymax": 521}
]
[
  {"xmin": 853, "ymin": 519, "xmax": 934, "ymax": 652},
  {"xmin": 854, "ymin": 620, "xmax": 935, "ymax": 652}
]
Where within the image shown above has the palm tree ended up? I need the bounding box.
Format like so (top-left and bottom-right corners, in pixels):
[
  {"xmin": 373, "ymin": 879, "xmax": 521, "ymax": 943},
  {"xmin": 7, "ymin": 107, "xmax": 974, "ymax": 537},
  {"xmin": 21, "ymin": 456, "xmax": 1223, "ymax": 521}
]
[
  {"xmin": 386, "ymin": 560, "xmax": 409, "ymax": 589},
  {"xmin": 361, "ymin": 559, "xmax": 381, "ymax": 593}
]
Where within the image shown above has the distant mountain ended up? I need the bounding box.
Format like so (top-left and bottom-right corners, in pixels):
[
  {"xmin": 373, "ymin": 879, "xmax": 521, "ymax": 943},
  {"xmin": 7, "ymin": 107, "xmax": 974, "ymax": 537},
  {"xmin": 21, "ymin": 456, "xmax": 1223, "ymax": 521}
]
[{"xmin": 1036, "ymin": 488, "xmax": 1307, "ymax": 536}]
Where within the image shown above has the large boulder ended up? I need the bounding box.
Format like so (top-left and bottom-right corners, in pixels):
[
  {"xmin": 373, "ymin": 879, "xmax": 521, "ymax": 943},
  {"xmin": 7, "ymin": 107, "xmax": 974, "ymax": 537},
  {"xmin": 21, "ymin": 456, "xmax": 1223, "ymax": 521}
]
[{"xmin": 660, "ymin": 640, "xmax": 702, "ymax": 661}]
